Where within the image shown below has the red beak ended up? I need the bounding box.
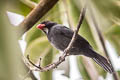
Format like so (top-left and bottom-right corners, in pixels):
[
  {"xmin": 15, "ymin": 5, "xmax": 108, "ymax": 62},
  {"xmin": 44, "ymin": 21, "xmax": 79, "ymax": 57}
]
[{"xmin": 37, "ymin": 24, "xmax": 45, "ymax": 30}]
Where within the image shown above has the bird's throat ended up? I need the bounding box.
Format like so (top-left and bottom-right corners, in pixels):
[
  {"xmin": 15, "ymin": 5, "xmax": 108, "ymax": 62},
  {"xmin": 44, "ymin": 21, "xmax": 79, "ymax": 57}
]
[{"xmin": 43, "ymin": 28, "xmax": 49, "ymax": 34}]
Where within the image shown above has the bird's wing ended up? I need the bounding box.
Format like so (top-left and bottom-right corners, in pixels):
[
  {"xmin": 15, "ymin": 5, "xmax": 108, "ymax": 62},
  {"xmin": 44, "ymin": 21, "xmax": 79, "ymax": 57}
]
[
  {"xmin": 52, "ymin": 25, "xmax": 91, "ymax": 47},
  {"xmin": 60, "ymin": 26, "xmax": 92, "ymax": 48},
  {"xmin": 58, "ymin": 26, "xmax": 74, "ymax": 39}
]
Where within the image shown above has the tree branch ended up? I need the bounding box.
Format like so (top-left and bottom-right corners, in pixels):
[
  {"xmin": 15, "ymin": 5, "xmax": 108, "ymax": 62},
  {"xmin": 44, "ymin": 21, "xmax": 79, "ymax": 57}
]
[
  {"xmin": 27, "ymin": 7, "xmax": 86, "ymax": 72},
  {"xmin": 17, "ymin": 0, "xmax": 59, "ymax": 38}
]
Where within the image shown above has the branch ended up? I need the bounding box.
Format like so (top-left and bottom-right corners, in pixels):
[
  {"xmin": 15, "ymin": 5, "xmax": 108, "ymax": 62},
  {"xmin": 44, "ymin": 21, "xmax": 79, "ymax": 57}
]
[
  {"xmin": 27, "ymin": 7, "xmax": 86, "ymax": 72},
  {"xmin": 17, "ymin": 0, "xmax": 59, "ymax": 38}
]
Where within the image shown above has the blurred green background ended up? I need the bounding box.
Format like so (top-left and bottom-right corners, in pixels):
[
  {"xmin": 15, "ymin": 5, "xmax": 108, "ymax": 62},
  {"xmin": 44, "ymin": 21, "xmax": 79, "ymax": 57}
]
[{"xmin": 0, "ymin": 0, "xmax": 120, "ymax": 80}]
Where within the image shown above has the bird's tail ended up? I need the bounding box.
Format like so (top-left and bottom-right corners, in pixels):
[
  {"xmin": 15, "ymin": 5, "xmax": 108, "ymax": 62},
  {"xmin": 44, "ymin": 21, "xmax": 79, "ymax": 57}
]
[{"xmin": 91, "ymin": 51, "xmax": 113, "ymax": 73}]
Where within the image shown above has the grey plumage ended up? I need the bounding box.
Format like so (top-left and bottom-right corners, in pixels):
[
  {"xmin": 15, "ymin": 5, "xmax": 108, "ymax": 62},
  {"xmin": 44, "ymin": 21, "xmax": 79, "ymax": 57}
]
[{"xmin": 39, "ymin": 21, "xmax": 113, "ymax": 73}]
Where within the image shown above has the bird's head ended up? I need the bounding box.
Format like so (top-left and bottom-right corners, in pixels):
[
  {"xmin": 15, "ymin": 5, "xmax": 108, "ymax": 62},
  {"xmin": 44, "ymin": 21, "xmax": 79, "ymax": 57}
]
[{"xmin": 37, "ymin": 21, "xmax": 57, "ymax": 34}]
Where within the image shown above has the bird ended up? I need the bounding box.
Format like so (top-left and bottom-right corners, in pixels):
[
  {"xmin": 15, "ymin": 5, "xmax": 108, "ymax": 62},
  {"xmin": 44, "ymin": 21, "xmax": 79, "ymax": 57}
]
[{"xmin": 36, "ymin": 21, "xmax": 113, "ymax": 73}]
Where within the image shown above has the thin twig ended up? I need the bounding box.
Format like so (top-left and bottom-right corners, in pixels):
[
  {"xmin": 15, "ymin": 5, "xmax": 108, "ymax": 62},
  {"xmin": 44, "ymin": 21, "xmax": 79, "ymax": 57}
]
[
  {"xmin": 27, "ymin": 55, "xmax": 42, "ymax": 69},
  {"xmin": 27, "ymin": 7, "xmax": 86, "ymax": 72}
]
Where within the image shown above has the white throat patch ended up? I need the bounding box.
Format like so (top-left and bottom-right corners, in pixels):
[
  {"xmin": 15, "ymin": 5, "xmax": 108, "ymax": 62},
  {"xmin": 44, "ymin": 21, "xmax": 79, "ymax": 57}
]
[{"xmin": 43, "ymin": 28, "xmax": 48, "ymax": 34}]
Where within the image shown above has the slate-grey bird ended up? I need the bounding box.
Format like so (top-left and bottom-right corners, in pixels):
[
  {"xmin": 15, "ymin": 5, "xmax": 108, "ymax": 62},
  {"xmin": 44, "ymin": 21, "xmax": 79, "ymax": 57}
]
[{"xmin": 37, "ymin": 21, "xmax": 113, "ymax": 73}]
